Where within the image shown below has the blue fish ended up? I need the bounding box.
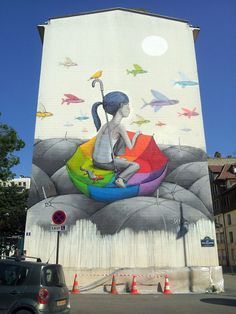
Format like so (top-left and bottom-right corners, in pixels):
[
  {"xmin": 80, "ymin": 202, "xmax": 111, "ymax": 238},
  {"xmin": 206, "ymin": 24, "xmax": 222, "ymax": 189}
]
[
  {"xmin": 64, "ymin": 122, "xmax": 74, "ymax": 127},
  {"xmin": 180, "ymin": 128, "xmax": 192, "ymax": 132},
  {"xmin": 141, "ymin": 89, "xmax": 179, "ymax": 112},
  {"xmin": 75, "ymin": 113, "xmax": 89, "ymax": 121},
  {"xmin": 174, "ymin": 72, "xmax": 198, "ymax": 88}
]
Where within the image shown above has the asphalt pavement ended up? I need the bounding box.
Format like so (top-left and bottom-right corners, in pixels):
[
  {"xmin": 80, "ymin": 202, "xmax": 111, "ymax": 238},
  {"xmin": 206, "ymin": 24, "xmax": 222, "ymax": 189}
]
[{"xmin": 70, "ymin": 273, "xmax": 236, "ymax": 314}]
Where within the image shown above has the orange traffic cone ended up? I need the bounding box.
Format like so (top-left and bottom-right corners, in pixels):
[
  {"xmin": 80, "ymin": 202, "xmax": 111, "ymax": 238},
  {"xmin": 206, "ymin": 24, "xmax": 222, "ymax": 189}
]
[
  {"xmin": 110, "ymin": 275, "xmax": 118, "ymax": 294},
  {"xmin": 130, "ymin": 275, "xmax": 139, "ymax": 295},
  {"xmin": 163, "ymin": 274, "xmax": 172, "ymax": 294},
  {"xmin": 71, "ymin": 274, "xmax": 80, "ymax": 294}
]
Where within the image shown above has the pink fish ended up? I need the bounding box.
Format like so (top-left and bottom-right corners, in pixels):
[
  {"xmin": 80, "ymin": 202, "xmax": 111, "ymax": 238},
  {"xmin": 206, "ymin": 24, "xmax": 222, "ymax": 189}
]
[
  {"xmin": 61, "ymin": 94, "xmax": 84, "ymax": 105},
  {"xmin": 178, "ymin": 107, "xmax": 199, "ymax": 119}
]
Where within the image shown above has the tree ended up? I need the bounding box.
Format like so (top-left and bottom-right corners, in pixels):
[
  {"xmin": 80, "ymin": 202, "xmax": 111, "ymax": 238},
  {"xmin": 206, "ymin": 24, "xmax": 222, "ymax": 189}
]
[
  {"xmin": 214, "ymin": 151, "xmax": 222, "ymax": 158},
  {"xmin": 0, "ymin": 113, "xmax": 27, "ymax": 236},
  {"xmin": 0, "ymin": 112, "xmax": 25, "ymax": 181},
  {"xmin": 0, "ymin": 185, "xmax": 28, "ymax": 235}
]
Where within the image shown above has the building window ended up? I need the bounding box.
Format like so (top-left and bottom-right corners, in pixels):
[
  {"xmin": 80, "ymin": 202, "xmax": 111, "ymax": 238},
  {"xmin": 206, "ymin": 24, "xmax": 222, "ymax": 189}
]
[
  {"xmin": 222, "ymin": 249, "xmax": 226, "ymax": 260},
  {"xmin": 229, "ymin": 232, "xmax": 234, "ymax": 243},
  {"xmin": 231, "ymin": 249, "xmax": 235, "ymax": 264},
  {"xmin": 227, "ymin": 214, "xmax": 231, "ymax": 225},
  {"xmin": 220, "ymin": 232, "xmax": 224, "ymax": 243},
  {"xmin": 226, "ymin": 197, "xmax": 230, "ymax": 208}
]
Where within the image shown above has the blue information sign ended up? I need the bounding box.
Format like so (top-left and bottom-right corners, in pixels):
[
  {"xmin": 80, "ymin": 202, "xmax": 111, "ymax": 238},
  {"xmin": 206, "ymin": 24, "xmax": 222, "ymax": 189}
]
[{"xmin": 201, "ymin": 236, "xmax": 215, "ymax": 247}]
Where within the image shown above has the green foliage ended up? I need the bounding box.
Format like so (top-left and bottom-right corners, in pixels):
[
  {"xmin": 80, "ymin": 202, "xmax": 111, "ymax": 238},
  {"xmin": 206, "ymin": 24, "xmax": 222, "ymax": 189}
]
[
  {"xmin": 0, "ymin": 113, "xmax": 27, "ymax": 235},
  {"xmin": 214, "ymin": 151, "xmax": 222, "ymax": 158},
  {"xmin": 0, "ymin": 184, "xmax": 28, "ymax": 235},
  {"xmin": 0, "ymin": 113, "xmax": 25, "ymax": 181}
]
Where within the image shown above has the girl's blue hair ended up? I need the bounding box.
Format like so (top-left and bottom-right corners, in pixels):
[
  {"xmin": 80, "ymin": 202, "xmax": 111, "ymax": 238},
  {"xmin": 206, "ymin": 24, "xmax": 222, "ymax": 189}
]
[{"xmin": 91, "ymin": 91, "xmax": 129, "ymax": 131}]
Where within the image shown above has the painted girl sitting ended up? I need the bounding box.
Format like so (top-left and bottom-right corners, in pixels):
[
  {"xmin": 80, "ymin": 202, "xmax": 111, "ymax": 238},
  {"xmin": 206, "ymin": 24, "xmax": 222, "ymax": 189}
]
[{"xmin": 91, "ymin": 91, "xmax": 140, "ymax": 188}]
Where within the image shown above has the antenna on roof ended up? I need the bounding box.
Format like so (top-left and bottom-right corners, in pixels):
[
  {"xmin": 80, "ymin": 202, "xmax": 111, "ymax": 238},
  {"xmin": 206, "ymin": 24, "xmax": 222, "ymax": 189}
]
[
  {"xmin": 46, "ymin": 246, "xmax": 56, "ymax": 264},
  {"xmin": 130, "ymin": 8, "xmax": 148, "ymax": 12}
]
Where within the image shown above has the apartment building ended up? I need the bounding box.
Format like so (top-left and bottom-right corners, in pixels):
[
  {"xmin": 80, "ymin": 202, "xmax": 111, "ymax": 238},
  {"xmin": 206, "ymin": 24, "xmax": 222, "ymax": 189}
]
[
  {"xmin": 208, "ymin": 158, "xmax": 236, "ymax": 267},
  {"xmin": 0, "ymin": 177, "xmax": 31, "ymax": 191},
  {"xmin": 24, "ymin": 8, "xmax": 221, "ymax": 292}
]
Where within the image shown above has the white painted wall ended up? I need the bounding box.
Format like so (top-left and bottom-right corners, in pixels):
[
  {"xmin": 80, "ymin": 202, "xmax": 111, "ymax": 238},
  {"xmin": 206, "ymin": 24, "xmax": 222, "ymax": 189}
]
[
  {"xmin": 26, "ymin": 10, "xmax": 218, "ymax": 274},
  {"xmin": 24, "ymin": 219, "xmax": 218, "ymax": 268},
  {"xmin": 35, "ymin": 10, "xmax": 205, "ymax": 149}
]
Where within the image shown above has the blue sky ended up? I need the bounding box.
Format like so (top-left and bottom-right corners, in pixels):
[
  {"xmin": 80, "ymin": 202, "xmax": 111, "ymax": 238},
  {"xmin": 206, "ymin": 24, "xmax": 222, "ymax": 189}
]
[{"xmin": 0, "ymin": 0, "xmax": 236, "ymax": 177}]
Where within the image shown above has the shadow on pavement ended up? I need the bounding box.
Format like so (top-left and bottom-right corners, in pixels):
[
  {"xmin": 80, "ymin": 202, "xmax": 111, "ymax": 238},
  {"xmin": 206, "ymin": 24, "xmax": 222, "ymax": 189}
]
[{"xmin": 200, "ymin": 298, "xmax": 236, "ymax": 307}]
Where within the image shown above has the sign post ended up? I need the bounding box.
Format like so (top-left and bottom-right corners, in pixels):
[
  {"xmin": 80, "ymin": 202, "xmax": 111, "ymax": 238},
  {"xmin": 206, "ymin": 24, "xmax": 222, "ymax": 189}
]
[
  {"xmin": 56, "ymin": 230, "xmax": 60, "ymax": 264},
  {"xmin": 51, "ymin": 210, "xmax": 67, "ymax": 264}
]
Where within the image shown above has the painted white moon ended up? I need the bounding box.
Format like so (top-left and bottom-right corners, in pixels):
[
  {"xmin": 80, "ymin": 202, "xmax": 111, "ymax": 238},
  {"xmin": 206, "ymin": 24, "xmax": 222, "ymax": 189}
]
[{"xmin": 142, "ymin": 36, "xmax": 168, "ymax": 56}]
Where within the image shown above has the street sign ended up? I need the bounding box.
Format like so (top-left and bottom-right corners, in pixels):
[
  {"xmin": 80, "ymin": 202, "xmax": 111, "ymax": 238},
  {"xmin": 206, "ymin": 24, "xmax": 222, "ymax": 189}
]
[
  {"xmin": 52, "ymin": 210, "xmax": 67, "ymax": 225},
  {"xmin": 50, "ymin": 225, "xmax": 67, "ymax": 232},
  {"xmin": 51, "ymin": 211, "xmax": 67, "ymax": 264},
  {"xmin": 201, "ymin": 236, "xmax": 215, "ymax": 247}
]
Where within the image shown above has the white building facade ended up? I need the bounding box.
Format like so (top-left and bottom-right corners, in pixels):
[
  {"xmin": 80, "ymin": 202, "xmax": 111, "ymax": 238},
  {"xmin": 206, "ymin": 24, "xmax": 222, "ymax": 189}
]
[
  {"xmin": 25, "ymin": 9, "xmax": 223, "ymax": 292},
  {"xmin": 0, "ymin": 177, "xmax": 30, "ymax": 190}
]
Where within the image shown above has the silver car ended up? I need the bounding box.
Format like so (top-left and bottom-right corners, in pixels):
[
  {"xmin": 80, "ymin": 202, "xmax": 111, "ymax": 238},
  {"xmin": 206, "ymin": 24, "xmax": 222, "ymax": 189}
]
[{"xmin": 0, "ymin": 257, "xmax": 70, "ymax": 313}]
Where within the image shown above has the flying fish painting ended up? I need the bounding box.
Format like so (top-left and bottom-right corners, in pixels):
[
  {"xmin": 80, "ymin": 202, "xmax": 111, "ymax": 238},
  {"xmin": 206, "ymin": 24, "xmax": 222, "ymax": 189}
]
[
  {"xmin": 36, "ymin": 103, "xmax": 53, "ymax": 119},
  {"xmin": 61, "ymin": 94, "xmax": 85, "ymax": 105},
  {"xmin": 64, "ymin": 122, "xmax": 74, "ymax": 127},
  {"xmin": 75, "ymin": 112, "xmax": 89, "ymax": 121},
  {"xmin": 180, "ymin": 128, "xmax": 192, "ymax": 132},
  {"xmin": 59, "ymin": 57, "xmax": 78, "ymax": 68},
  {"xmin": 126, "ymin": 64, "xmax": 147, "ymax": 76},
  {"xmin": 131, "ymin": 115, "xmax": 150, "ymax": 126},
  {"xmin": 141, "ymin": 89, "xmax": 179, "ymax": 112},
  {"xmin": 174, "ymin": 72, "xmax": 198, "ymax": 88},
  {"xmin": 156, "ymin": 121, "xmax": 166, "ymax": 127},
  {"xmin": 178, "ymin": 107, "xmax": 199, "ymax": 118}
]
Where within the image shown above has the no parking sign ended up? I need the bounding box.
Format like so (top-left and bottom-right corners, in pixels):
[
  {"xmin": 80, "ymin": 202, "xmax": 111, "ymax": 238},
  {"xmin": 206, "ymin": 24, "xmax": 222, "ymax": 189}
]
[
  {"xmin": 52, "ymin": 210, "xmax": 67, "ymax": 225},
  {"xmin": 51, "ymin": 210, "xmax": 67, "ymax": 264}
]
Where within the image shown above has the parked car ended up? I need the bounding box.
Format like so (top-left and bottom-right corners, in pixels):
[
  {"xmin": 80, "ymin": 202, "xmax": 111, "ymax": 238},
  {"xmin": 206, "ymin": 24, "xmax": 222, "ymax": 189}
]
[{"xmin": 0, "ymin": 256, "xmax": 70, "ymax": 313}]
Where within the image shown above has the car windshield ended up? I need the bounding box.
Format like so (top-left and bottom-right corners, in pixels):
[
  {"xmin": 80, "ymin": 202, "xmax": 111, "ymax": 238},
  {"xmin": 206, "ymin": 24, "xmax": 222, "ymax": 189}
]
[
  {"xmin": 41, "ymin": 265, "xmax": 66, "ymax": 287},
  {"xmin": 0, "ymin": 263, "xmax": 29, "ymax": 286}
]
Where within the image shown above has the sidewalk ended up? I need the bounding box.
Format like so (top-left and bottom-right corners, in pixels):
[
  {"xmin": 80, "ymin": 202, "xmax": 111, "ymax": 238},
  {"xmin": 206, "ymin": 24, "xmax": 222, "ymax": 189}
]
[
  {"xmin": 70, "ymin": 272, "xmax": 236, "ymax": 314},
  {"xmin": 223, "ymin": 272, "xmax": 236, "ymax": 296}
]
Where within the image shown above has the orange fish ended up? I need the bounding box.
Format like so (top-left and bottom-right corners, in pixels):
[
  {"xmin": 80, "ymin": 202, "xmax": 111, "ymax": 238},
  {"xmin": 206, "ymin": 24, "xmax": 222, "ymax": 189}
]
[{"xmin": 156, "ymin": 121, "xmax": 166, "ymax": 127}]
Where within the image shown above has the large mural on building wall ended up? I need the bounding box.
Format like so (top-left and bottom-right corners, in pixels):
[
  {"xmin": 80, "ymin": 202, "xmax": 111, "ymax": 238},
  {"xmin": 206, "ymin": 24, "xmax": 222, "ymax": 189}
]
[
  {"xmin": 25, "ymin": 9, "xmax": 218, "ymax": 268},
  {"xmin": 66, "ymin": 81, "xmax": 169, "ymax": 202}
]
